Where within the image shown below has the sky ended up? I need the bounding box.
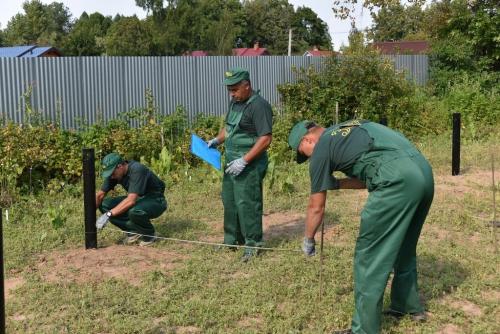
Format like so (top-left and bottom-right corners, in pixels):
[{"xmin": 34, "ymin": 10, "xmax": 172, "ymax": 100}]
[{"xmin": 0, "ymin": 0, "xmax": 373, "ymax": 51}]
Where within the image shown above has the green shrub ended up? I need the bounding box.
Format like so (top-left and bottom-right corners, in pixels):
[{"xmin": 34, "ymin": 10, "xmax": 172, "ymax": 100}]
[{"xmin": 278, "ymin": 34, "xmax": 421, "ymax": 135}]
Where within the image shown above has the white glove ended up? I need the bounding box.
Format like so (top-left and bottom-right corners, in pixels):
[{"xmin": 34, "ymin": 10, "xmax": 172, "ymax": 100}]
[
  {"xmin": 207, "ymin": 138, "xmax": 219, "ymax": 148},
  {"xmin": 96, "ymin": 211, "xmax": 112, "ymax": 230},
  {"xmin": 225, "ymin": 158, "xmax": 248, "ymax": 176},
  {"xmin": 302, "ymin": 237, "xmax": 316, "ymax": 256}
]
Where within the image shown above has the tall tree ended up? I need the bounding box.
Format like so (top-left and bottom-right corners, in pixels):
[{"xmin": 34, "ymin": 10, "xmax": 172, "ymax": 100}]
[
  {"xmin": 104, "ymin": 16, "xmax": 155, "ymax": 56},
  {"xmin": 429, "ymin": 0, "xmax": 500, "ymax": 72},
  {"xmin": 367, "ymin": 3, "xmax": 426, "ymax": 42},
  {"xmin": 3, "ymin": 0, "xmax": 72, "ymax": 46},
  {"xmin": 292, "ymin": 6, "xmax": 332, "ymax": 52},
  {"xmin": 147, "ymin": 0, "xmax": 244, "ymax": 55},
  {"xmin": 194, "ymin": 0, "xmax": 244, "ymax": 54},
  {"xmin": 62, "ymin": 12, "xmax": 112, "ymax": 56},
  {"xmin": 135, "ymin": 0, "xmax": 166, "ymax": 22},
  {"xmin": 332, "ymin": 0, "xmax": 426, "ymax": 21},
  {"xmin": 241, "ymin": 0, "xmax": 295, "ymax": 55}
]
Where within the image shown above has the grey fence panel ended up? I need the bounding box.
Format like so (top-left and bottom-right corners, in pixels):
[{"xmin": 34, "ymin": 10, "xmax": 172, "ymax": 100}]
[
  {"xmin": 0, "ymin": 55, "xmax": 428, "ymax": 128},
  {"xmin": 386, "ymin": 55, "xmax": 429, "ymax": 85},
  {"xmin": 255, "ymin": 57, "xmax": 282, "ymax": 105},
  {"xmin": 163, "ymin": 57, "xmax": 197, "ymax": 120},
  {"xmin": 194, "ymin": 57, "xmax": 228, "ymax": 117}
]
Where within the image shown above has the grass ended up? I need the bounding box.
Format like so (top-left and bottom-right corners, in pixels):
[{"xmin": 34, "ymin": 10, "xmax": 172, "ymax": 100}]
[{"xmin": 3, "ymin": 133, "xmax": 500, "ymax": 333}]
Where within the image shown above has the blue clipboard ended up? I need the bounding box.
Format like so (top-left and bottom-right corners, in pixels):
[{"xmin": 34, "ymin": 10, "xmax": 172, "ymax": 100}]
[{"xmin": 190, "ymin": 133, "xmax": 221, "ymax": 171}]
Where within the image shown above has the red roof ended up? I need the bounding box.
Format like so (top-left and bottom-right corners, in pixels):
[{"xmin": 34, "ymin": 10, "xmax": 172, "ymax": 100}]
[
  {"xmin": 304, "ymin": 50, "xmax": 337, "ymax": 57},
  {"xmin": 232, "ymin": 47, "xmax": 270, "ymax": 56},
  {"xmin": 183, "ymin": 50, "xmax": 209, "ymax": 56},
  {"xmin": 371, "ymin": 41, "xmax": 429, "ymax": 55}
]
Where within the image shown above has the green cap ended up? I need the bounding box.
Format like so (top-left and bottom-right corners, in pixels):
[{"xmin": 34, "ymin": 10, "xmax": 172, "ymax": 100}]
[
  {"xmin": 101, "ymin": 153, "xmax": 123, "ymax": 178},
  {"xmin": 288, "ymin": 120, "xmax": 315, "ymax": 164},
  {"xmin": 223, "ymin": 67, "xmax": 250, "ymax": 86}
]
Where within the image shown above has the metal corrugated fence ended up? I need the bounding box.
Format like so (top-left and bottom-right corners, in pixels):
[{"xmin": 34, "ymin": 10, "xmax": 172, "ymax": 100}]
[{"xmin": 0, "ymin": 55, "xmax": 428, "ymax": 128}]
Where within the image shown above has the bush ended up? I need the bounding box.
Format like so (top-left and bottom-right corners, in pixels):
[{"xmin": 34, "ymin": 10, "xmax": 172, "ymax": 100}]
[
  {"xmin": 0, "ymin": 92, "xmax": 223, "ymax": 195},
  {"xmin": 278, "ymin": 33, "xmax": 421, "ymax": 135}
]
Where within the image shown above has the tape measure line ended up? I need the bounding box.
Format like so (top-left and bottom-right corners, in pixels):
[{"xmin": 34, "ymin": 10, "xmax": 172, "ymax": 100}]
[{"xmin": 105, "ymin": 229, "xmax": 303, "ymax": 253}]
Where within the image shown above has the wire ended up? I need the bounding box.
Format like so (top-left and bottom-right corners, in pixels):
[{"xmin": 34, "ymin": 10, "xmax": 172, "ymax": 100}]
[{"xmin": 104, "ymin": 228, "xmax": 303, "ymax": 253}]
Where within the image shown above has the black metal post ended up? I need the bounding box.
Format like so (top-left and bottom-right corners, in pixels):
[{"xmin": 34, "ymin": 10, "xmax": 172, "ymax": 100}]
[
  {"xmin": 379, "ymin": 117, "xmax": 388, "ymax": 126},
  {"xmin": 0, "ymin": 209, "xmax": 5, "ymax": 334},
  {"xmin": 83, "ymin": 149, "xmax": 97, "ymax": 249},
  {"xmin": 452, "ymin": 113, "xmax": 461, "ymax": 176}
]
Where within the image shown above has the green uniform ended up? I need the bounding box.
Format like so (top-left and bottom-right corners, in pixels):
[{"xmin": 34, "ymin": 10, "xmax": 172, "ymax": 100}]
[
  {"xmin": 99, "ymin": 160, "xmax": 167, "ymax": 239},
  {"xmin": 222, "ymin": 91, "xmax": 272, "ymax": 249},
  {"xmin": 309, "ymin": 120, "xmax": 434, "ymax": 334}
]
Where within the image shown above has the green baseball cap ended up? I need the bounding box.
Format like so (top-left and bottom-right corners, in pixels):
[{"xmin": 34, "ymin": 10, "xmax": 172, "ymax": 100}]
[
  {"xmin": 223, "ymin": 67, "xmax": 250, "ymax": 86},
  {"xmin": 288, "ymin": 120, "xmax": 315, "ymax": 164},
  {"xmin": 101, "ymin": 153, "xmax": 123, "ymax": 178}
]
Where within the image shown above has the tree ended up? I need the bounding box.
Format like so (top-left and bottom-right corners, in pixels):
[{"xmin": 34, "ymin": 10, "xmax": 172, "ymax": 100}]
[
  {"xmin": 155, "ymin": 0, "xmax": 201, "ymax": 55},
  {"xmin": 427, "ymin": 0, "xmax": 500, "ymax": 89},
  {"xmin": 146, "ymin": 0, "xmax": 244, "ymax": 55},
  {"xmin": 241, "ymin": 0, "xmax": 295, "ymax": 55},
  {"xmin": 135, "ymin": 0, "xmax": 166, "ymax": 22},
  {"xmin": 104, "ymin": 16, "xmax": 155, "ymax": 56},
  {"xmin": 3, "ymin": 0, "xmax": 72, "ymax": 46},
  {"xmin": 332, "ymin": 0, "xmax": 426, "ymax": 21},
  {"xmin": 367, "ymin": 3, "xmax": 426, "ymax": 42},
  {"xmin": 194, "ymin": 0, "xmax": 244, "ymax": 54},
  {"xmin": 291, "ymin": 6, "xmax": 332, "ymax": 52},
  {"xmin": 62, "ymin": 12, "xmax": 112, "ymax": 56}
]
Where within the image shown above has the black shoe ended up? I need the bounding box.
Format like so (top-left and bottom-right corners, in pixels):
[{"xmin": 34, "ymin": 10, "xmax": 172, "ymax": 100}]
[
  {"xmin": 384, "ymin": 309, "xmax": 427, "ymax": 322},
  {"xmin": 333, "ymin": 329, "xmax": 352, "ymax": 334}
]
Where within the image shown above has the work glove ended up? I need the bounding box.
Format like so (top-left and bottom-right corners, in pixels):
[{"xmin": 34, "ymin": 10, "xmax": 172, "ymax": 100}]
[
  {"xmin": 302, "ymin": 237, "xmax": 316, "ymax": 256},
  {"xmin": 207, "ymin": 138, "xmax": 219, "ymax": 148},
  {"xmin": 96, "ymin": 211, "xmax": 112, "ymax": 230},
  {"xmin": 225, "ymin": 157, "xmax": 248, "ymax": 176}
]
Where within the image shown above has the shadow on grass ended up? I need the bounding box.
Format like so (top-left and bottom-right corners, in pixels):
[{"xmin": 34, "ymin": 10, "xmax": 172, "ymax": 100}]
[
  {"xmin": 264, "ymin": 214, "xmax": 340, "ymax": 248},
  {"xmin": 418, "ymin": 253, "xmax": 469, "ymax": 303},
  {"xmin": 155, "ymin": 217, "xmax": 209, "ymax": 238}
]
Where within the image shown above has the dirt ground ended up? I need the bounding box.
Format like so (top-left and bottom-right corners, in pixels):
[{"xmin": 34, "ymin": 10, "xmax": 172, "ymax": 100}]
[
  {"xmin": 27, "ymin": 246, "xmax": 185, "ymax": 288},
  {"xmin": 5, "ymin": 169, "xmax": 497, "ymax": 307}
]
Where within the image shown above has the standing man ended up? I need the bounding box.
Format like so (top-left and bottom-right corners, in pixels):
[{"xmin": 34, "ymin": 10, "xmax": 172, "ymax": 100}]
[
  {"xmin": 288, "ymin": 120, "xmax": 434, "ymax": 334},
  {"xmin": 95, "ymin": 152, "xmax": 167, "ymax": 246},
  {"xmin": 207, "ymin": 67, "xmax": 273, "ymax": 262}
]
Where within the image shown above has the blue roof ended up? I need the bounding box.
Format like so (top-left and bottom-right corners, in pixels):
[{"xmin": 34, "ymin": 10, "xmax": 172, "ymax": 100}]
[{"xmin": 0, "ymin": 45, "xmax": 59, "ymax": 57}]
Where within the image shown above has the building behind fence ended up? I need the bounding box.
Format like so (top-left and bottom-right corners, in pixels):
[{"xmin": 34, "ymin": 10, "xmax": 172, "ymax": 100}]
[{"xmin": 0, "ymin": 55, "xmax": 428, "ymax": 128}]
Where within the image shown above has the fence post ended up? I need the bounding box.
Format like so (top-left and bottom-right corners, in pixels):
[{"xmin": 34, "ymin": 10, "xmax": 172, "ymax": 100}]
[
  {"xmin": 452, "ymin": 113, "xmax": 461, "ymax": 176},
  {"xmin": 0, "ymin": 208, "xmax": 5, "ymax": 334},
  {"xmin": 83, "ymin": 149, "xmax": 97, "ymax": 249}
]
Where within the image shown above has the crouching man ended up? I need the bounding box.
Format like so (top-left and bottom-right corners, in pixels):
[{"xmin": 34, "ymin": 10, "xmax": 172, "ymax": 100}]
[{"xmin": 95, "ymin": 153, "xmax": 167, "ymax": 246}]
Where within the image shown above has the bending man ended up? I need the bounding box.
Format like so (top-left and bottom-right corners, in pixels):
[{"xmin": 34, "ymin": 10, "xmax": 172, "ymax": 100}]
[{"xmin": 288, "ymin": 120, "xmax": 434, "ymax": 334}]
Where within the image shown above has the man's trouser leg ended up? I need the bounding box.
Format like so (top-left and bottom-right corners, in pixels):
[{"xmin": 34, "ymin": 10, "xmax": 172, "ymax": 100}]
[
  {"xmin": 234, "ymin": 160, "xmax": 266, "ymax": 251},
  {"xmin": 100, "ymin": 196, "xmax": 129, "ymax": 231},
  {"xmin": 222, "ymin": 174, "xmax": 244, "ymax": 245},
  {"xmin": 222, "ymin": 159, "xmax": 266, "ymax": 249},
  {"xmin": 390, "ymin": 154, "xmax": 434, "ymax": 313},
  {"xmin": 351, "ymin": 156, "xmax": 431, "ymax": 334},
  {"xmin": 100, "ymin": 194, "xmax": 167, "ymax": 238}
]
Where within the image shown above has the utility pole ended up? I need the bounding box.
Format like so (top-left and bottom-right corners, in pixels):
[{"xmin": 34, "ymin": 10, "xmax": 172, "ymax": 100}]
[{"xmin": 288, "ymin": 29, "xmax": 292, "ymax": 56}]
